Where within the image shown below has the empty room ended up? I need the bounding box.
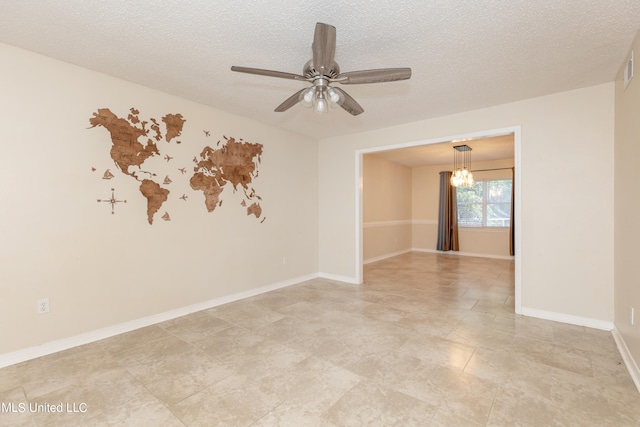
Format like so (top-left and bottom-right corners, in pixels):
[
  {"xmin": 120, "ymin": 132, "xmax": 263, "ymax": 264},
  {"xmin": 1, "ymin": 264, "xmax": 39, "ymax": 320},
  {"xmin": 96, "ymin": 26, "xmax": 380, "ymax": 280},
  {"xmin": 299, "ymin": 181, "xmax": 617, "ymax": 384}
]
[{"xmin": 1, "ymin": 2, "xmax": 640, "ymax": 426}]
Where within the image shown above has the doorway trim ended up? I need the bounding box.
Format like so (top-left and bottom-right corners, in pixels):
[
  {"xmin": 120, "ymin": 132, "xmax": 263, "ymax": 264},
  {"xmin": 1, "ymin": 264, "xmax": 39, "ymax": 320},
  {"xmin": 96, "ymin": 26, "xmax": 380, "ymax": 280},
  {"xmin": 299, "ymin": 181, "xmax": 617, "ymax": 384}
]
[{"xmin": 355, "ymin": 125, "xmax": 523, "ymax": 314}]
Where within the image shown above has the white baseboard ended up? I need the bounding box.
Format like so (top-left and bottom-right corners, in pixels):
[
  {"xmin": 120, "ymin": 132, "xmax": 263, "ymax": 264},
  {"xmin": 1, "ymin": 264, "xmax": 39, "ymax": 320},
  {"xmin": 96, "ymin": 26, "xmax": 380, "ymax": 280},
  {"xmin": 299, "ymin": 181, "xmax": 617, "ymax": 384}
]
[
  {"xmin": 0, "ymin": 273, "xmax": 318, "ymax": 368},
  {"xmin": 317, "ymin": 272, "xmax": 359, "ymax": 284},
  {"xmin": 413, "ymin": 248, "xmax": 440, "ymax": 254},
  {"xmin": 364, "ymin": 249, "xmax": 412, "ymax": 265},
  {"xmin": 519, "ymin": 306, "xmax": 613, "ymax": 331},
  {"xmin": 412, "ymin": 248, "xmax": 514, "ymax": 261},
  {"xmin": 612, "ymin": 327, "xmax": 640, "ymax": 393}
]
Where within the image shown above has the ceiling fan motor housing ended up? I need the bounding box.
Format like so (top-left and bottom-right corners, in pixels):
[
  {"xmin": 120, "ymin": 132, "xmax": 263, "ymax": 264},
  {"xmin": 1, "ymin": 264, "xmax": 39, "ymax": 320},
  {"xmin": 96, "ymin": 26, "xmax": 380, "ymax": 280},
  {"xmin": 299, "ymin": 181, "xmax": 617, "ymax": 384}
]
[{"xmin": 303, "ymin": 59, "xmax": 340, "ymax": 79}]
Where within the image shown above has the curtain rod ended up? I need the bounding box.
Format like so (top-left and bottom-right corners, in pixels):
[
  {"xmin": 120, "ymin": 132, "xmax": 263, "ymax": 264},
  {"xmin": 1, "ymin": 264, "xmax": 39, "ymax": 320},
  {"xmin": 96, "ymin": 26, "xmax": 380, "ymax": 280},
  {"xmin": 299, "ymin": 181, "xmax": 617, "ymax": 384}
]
[{"xmin": 471, "ymin": 167, "xmax": 513, "ymax": 172}]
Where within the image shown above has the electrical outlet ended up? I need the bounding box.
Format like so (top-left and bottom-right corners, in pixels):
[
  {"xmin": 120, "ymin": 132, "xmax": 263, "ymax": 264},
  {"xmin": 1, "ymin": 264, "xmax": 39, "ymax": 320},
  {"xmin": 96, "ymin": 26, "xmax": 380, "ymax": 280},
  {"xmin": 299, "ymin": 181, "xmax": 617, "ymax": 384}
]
[
  {"xmin": 632, "ymin": 307, "xmax": 635, "ymax": 326},
  {"xmin": 282, "ymin": 256, "xmax": 288, "ymax": 265},
  {"xmin": 37, "ymin": 298, "xmax": 50, "ymax": 314}
]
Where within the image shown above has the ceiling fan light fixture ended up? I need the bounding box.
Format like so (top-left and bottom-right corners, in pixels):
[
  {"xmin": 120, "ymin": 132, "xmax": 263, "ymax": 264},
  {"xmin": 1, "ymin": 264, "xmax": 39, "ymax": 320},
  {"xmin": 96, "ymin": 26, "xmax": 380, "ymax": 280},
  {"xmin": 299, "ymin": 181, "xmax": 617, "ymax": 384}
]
[
  {"xmin": 327, "ymin": 86, "xmax": 341, "ymax": 107},
  {"xmin": 299, "ymin": 87, "xmax": 315, "ymax": 108},
  {"xmin": 313, "ymin": 90, "xmax": 328, "ymax": 114}
]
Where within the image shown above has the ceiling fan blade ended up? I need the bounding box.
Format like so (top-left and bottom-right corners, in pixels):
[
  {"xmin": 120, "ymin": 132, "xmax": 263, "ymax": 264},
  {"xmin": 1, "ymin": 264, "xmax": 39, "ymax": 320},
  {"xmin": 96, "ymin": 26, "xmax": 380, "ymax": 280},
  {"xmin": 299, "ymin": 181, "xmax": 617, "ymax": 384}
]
[
  {"xmin": 312, "ymin": 23, "xmax": 336, "ymax": 75},
  {"xmin": 274, "ymin": 88, "xmax": 307, "ymax": 112},
  {"xmin": 231, "ymin": 66, "xmax": 307, "ymax": 81},
  {"xmin": 331, "ymin": 87, "xmax": 364, "ymax": 116},
  {"xmin": 337, "ymin": 68, "xmax": 412, "ymax": 84}
]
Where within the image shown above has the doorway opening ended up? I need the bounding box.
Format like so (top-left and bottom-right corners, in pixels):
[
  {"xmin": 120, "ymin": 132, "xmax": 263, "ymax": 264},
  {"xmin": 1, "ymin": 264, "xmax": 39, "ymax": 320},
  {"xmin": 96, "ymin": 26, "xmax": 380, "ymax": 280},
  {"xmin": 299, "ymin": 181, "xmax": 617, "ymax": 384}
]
[{"xmin": 355, "ymin": 126, "xmax": 522, "ymax": 313}]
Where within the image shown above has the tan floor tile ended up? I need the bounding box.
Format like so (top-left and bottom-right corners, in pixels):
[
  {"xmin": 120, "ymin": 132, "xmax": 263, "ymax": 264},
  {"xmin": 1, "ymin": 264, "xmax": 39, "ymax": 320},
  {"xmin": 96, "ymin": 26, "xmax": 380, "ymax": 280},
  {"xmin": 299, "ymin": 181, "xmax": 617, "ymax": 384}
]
[
  {"xmin": 120, "ymin": 346, "xmax": 233, "ymax": 404},
  {"xmin": 169, "ymin": 374, "xmax": 281, "ymax": 426},
  {"xmin": 429, "ymin": 404, "xmax": 486, "ymax": 427},
  {"xmin": 15, "ymin": 345, "xmax": 120, "ymax": 400},
  {"xmin": 360, "ymin": 290, "xmax": 409, "ymax": 307},
  {"xmin": 0, "ymin": 365, "xmax": 21, "ymax": 393},
  {"xmin": 325, "ymin": 380, "xmax": 438, "ymax": 426},
  {"xmin": 490, "ymin": 314, "xmax": 555, "ymax": 341},
  {"xmin": 345, "ymin": 350, "xmax": 441, "ymax": 403},
  {"xmin": 259, "ymin": 356, "xmax": 361, "ymax": 409},
  {"xmin": 4, "ymin": 252, "xmax": 638, "ymax": 426},
  {"xmin": 28, "ymin": 368, "xmax": 183, "ymax": 427},
  {"xmin": 299, "ymin": 335, "xmax": 391, "ymax": 370},
  {"xmin": 329, "ymin": 319, "xmax": 412, "ymax": 352},
  {"xmin": 470, "ymin": 299, "xmax": 515, "ymax": 318},
  {"xmin": 211, "ymin": 306, "xmax": 286, "ymax": 330},
  {"xmin": 398, "ymin": 334, "xmax": 476, "ymax": 370},
  {"xmin": 427, "ymin": 366, "xmax": 497, "ymax": 423},
  {"xmin": 463, "ymin": 347, "xmax": 554, "ymax": 398},
  {"xmin": 462, "ymin": 287, "xmax": 510, "ymax": 303},
  {"xmin": 272, "ymin": 300, "xmax": 331, "ymax": 319},
  {"xmin": 360, "ymin": 302, "xmax": 409, "ymax": 323},
  {"xmin": 549, "ymin": 366, "xmax": 640, "ymax": 423},
  {"xmin": 159, "ymin": 310, "xmax": 233, "ymax": 342},
  {"xmin": 446, "ymin": 322, "xmax": 514, "ymax": 351},
  {"xmin": 0, "ymin": 387, "xmax": 37, "ymax": 427},
  {"xmin": 218, "ymin": 340, "xmax": 307, "ymax": 383},
  {"xmin": 552, "ymin": 322, "xmax": 620, "ymax": 356},
  {"xmin": 192, "ymin": 325, "xmax": 267, "ymax": 360},
  {"xmin": 590, "ymin": 352, "xmax": 638, "ymax": 388},
  {"xmin": 254, "ymin": 316, "xmax": 333, "ymax": 347},
  {"xmin": 108, "ymin": 334, "xmax": 190, "ymax": 366},
  {"xmin": 243, "ymin": 292, "xmax": 301, "ymax": 311},
  {"xmin": 487, "ymin": 387, "xmax": 553, "ymax": 427},
  {"xmin": 549, "ymin": 375, "xmax": 640, "ymax": 425},
  {"xmin": 394, "ymin": 310, "xmax": 458, "ymax": 338},
  {"xmin": 98, "ymin": 324, "xmax": 173, "ymax": 355},
  {"xmin": 511, "ymin": 335, "xmax": 594, "ymax": 376},
  {"xmin": 252, "ymin": 401, "xmax": 338, "ymax": 427}
]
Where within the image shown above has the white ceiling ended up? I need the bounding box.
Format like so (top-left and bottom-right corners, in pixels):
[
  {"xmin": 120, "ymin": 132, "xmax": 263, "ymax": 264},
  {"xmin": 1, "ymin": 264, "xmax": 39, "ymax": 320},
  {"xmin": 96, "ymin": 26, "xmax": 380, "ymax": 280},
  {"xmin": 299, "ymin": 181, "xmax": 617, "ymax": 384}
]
[
  {"xmin": 371, "ymin": 134, "xmax": 515, "ymax": 168},
  {"xmin": 0, "ymin": 1, "xmax": 638, "ymax": 141}
]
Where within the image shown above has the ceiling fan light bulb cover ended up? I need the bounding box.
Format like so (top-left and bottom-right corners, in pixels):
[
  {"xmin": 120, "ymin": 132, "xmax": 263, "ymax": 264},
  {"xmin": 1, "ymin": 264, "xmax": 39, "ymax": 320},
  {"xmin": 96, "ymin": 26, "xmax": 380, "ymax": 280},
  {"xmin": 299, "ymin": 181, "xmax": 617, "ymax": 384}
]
[
  {"xmin": 327, "ymin": 87, "xmax": 341, "ymax": 104},
  {"xmin": 314, "ymin": 97, "xmax": 328, "ymax": 114},
  {"xmin": 299, "ymin": 87, "xmax": 315, "ymax": 108}
]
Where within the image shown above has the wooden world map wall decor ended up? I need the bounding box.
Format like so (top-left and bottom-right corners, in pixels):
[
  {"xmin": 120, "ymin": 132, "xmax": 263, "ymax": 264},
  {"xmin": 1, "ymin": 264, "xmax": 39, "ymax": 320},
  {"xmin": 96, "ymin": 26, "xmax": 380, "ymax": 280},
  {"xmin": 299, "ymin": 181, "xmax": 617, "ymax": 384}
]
[{"xmin": 89, "ymin": 107, "xmax": 265, "ymax": 224}]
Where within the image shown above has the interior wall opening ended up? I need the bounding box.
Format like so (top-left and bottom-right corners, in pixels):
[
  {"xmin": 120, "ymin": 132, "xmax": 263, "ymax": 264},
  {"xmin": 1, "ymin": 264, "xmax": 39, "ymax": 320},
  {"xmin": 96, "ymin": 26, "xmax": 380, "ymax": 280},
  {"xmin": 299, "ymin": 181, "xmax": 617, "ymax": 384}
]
[{"xmin": 355, "ymin": 127, "xmax": 522, "ymax": 313}]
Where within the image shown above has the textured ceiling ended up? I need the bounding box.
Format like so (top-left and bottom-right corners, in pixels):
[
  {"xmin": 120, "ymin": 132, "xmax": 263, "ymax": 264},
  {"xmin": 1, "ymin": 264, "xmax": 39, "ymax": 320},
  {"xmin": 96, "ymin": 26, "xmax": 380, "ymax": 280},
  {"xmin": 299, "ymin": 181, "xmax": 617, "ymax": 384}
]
[
  {"xmin": 0, "ymin": 1, "xmax": 638, "ymax": 140},
  {"xmin": 371, "ymin": 134, "xmax": 515, "ymax": 168}
]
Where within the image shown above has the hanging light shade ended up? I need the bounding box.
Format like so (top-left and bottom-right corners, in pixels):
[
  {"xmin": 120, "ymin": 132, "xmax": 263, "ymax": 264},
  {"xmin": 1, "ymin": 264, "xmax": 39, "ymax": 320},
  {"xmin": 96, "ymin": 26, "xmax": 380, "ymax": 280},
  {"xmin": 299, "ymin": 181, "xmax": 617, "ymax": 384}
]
[{"xmin": 451, "ymin": 145, "xmax": 474, "ymax": 187}]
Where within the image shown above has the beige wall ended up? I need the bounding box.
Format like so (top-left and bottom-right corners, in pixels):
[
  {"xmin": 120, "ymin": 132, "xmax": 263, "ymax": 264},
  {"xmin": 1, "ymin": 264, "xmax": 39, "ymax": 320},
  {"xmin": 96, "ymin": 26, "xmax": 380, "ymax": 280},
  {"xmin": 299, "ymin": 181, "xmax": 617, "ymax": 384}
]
[
  {"xmin": 362, "ymin": 155, "xmax": 412, "ymax": 262},
  {"xmin": 0, "ymin": 38, "xmax": 622, "ymax": 362},
  {"xmin": 614, "ymin": 31, "xmax": 640, "ymax": 379},
  {"xmin": 412, "ymin": 158, "xmax": 514, "ymax": 258},
  {"xmin": 364, "ymin": 153, "xmax": 515, "ymax": 261},
  {"xmin": 363, "ymin": 155, "xmax": 412, "ymax": 222},
  {"xmin": 0, "ymin": 43, "xmax": 319, "ymax": 356},
  {"xmin": 319, "ymin": 83, "xmax": 614, "ymax": 325}
]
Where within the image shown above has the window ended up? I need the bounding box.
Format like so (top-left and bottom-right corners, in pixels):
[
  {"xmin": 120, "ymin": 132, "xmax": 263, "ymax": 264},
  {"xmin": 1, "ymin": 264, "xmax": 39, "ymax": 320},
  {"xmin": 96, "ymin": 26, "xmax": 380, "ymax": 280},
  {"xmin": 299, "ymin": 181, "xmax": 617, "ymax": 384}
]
[{"xmin": 456, "ymin": 179, "xmax": 512, "ymax": 227}]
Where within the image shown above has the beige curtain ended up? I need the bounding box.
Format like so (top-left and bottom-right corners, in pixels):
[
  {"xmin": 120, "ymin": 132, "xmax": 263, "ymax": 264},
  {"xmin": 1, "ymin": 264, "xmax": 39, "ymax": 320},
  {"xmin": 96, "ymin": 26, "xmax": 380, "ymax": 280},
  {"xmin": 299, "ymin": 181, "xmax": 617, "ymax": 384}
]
[
  {"xmin": 437, "ymin": 171, "xmax": 459, "ymax": 251},
  {"xmin": 509, "ymin": 167, "xmax": 515, "ymax": 256}
]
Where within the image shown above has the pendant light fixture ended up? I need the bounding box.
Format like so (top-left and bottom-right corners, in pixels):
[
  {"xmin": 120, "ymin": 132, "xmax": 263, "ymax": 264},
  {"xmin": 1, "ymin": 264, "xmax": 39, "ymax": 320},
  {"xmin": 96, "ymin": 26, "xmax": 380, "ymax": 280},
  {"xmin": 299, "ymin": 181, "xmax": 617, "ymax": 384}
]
[{"xmin": 451, "ymin": 145, "xmax": 474, "ymax": 187}]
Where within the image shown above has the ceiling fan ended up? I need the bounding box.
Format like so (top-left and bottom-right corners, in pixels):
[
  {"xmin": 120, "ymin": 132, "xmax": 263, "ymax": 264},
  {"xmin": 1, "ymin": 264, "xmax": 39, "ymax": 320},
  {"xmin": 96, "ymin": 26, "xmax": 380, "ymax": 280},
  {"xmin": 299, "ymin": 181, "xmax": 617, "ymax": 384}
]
[{"xmin": 231, "ymin": 22, "xmax": 411, "ymax": 116}]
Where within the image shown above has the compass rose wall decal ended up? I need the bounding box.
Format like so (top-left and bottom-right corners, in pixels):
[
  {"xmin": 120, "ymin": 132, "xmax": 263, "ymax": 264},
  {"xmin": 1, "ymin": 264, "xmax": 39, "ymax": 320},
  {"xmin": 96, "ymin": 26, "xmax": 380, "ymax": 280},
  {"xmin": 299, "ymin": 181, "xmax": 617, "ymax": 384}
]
[{"xmin": 97, "ymin": 188, "xmax": 127, "ymax": 214}]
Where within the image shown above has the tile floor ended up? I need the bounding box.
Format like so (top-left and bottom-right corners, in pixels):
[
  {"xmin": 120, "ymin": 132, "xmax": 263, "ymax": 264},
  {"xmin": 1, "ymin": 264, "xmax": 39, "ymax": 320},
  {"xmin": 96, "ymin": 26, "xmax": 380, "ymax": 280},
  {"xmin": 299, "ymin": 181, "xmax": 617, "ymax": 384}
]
[{"xmin": 1, "ymin": 252, "xmax": 639, "ymax": 426}]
